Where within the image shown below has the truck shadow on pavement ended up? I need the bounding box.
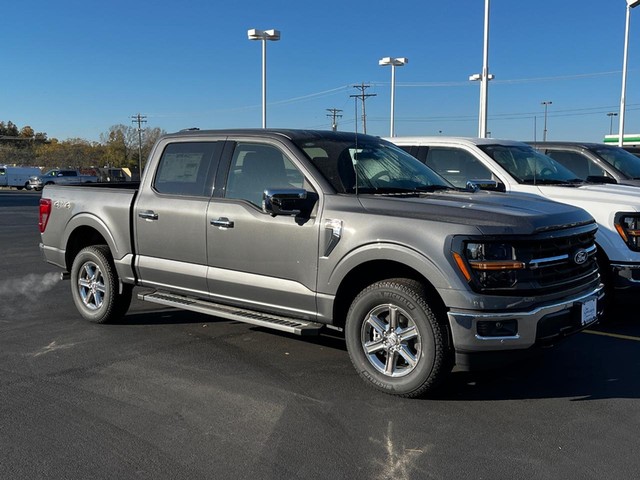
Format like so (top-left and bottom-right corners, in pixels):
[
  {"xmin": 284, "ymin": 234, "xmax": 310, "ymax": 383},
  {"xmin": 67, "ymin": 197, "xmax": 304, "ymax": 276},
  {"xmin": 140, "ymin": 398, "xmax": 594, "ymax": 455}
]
[
  {"xmin": 435, "ymin": 317, "xmax": 640, "ymax": 402},
  {"xmin": 121, "ymin": 305, "xmax": 352, "ymax": 351},
  {"xmin": 120, "ymin": 302, "xmax": 640, "ymax": 402}
]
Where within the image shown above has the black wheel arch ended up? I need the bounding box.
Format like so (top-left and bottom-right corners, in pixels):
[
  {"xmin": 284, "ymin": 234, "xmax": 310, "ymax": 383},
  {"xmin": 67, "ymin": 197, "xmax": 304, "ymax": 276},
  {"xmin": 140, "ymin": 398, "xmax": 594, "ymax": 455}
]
[
  {"xmin": 333, "ymin": 260, "xmax": 448, "ymax": 332},
  {"xmin": 65, "ymin": 226, "xmax": 109, "ymax": 272}
]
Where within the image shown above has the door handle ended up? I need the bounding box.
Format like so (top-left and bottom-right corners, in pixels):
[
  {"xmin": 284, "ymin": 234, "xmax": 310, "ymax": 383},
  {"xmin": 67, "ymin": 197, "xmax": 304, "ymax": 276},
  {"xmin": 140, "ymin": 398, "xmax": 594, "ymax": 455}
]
[
  {"xmin": 138, "ymin": 210, "xmax": 158, "ymax": 220},
  {"xmin": 211, "ymin": 217, "xmax": 234, "ymax": 228}
]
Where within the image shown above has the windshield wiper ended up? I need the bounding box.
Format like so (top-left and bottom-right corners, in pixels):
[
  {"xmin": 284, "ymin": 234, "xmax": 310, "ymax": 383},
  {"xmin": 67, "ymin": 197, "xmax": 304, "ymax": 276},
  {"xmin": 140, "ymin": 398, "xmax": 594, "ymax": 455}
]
[
  {"xmin": 414, "ymin": 185, "xmax": 455, "ymax": 192},
  {"xmin": 365, "ymin": 187, "xmax": 422, "ymax": 196},
  {"xmin": 365, "ymin": 185, "xmax": 454, "ymax": 195},
  {"xmin": 521, "ymin": 178, "xmax": 576, "ymax": 185}
]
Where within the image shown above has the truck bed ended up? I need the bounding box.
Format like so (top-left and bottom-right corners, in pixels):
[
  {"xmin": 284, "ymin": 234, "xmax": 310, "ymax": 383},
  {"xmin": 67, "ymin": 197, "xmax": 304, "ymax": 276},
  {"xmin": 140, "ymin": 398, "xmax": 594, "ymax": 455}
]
[
  {"xmin": 40, "ymin": 183, "xmax": 139, "ymax": 275},
  {"xmin": 56, "ymin": 181, "xmax": 140, "ymax": 190}
]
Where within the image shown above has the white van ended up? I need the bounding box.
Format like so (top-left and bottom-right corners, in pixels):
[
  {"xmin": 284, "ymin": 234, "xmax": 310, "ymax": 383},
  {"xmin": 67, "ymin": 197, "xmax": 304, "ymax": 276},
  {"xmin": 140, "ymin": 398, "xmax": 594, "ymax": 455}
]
[{"xmin": 0, "ymin": 165, "xmax": 42, "ymax": 189}]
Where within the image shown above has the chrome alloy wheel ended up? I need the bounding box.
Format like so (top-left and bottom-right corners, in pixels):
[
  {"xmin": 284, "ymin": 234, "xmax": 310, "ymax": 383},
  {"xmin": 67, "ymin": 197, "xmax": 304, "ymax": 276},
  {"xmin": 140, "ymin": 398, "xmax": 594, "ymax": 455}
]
[
  {"xmin": 77, "ymin": 260, "xmax": 106, "ymax": 311},
  {"xmin": 361, "ymin": 304, "xmax": 422, "ymax": 378}
]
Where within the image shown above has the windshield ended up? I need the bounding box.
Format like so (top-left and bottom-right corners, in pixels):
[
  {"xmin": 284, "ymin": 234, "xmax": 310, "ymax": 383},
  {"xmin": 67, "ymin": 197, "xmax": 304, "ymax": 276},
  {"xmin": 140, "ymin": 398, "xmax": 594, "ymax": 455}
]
[
  {"xmin": 592, "ymin": 146, "xmax": 640, "ymax": 179},
  {"xmin": 479, "ymin": 144, "xmax": 581, "ymax": 185},
  {"xmin": 293, "ymin": 136, "xmax": 454, "ymax": 194}
]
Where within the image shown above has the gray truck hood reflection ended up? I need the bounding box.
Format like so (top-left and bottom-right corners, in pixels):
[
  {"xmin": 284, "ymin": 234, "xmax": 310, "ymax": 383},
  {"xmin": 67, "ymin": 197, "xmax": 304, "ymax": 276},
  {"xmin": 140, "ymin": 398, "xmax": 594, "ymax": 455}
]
[{"xmin": 356, "ymin": 190, "xmax": 593, "ymax": 236}]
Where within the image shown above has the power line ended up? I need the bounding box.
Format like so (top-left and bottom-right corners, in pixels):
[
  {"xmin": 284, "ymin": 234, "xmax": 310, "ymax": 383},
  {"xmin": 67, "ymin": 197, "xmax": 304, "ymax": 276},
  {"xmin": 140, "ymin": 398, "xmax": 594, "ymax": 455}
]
[
  {"xmin": 374, "ymin": 103, "xmax": 640, "ymax": 124},
  {"xmin": 373, "ymin": 69, "xmax": 637, "ymax": 88}
]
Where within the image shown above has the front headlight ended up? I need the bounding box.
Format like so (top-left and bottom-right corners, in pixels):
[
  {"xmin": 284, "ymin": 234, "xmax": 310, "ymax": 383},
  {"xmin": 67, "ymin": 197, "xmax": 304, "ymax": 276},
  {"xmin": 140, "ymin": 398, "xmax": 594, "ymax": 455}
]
[
  {"xmin": 453, "ymin": 242, "xmax": 525, "ymax": 289},
  {"xmin": 614, "ymin": 214, "xmax": 640, "ymax": 252}
]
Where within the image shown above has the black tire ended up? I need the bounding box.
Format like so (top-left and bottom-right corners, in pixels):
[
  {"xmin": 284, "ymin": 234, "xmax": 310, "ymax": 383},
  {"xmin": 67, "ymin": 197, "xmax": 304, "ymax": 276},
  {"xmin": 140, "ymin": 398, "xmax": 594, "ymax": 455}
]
[
  {"xmin": 70, "ymin": 245, "xmax": 132, "ymax": 324},
  {"xmin": 345, "ymin": 278, "xmax": 452, "ymax": 398}
]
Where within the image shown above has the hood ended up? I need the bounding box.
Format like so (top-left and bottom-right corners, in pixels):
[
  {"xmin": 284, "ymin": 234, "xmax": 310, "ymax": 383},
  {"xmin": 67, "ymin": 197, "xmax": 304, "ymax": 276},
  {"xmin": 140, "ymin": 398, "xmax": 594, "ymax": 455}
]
[
  {"xmin": 538, "ymin": 183, "xmax": 640, "ymax": 212},
  {"xmin": 356, "ymin": 189, "xmax": 594, "ymax": 236},
  {"xmin": 617, "ymin": 178, "xmax": 640, "ymax": 187}
]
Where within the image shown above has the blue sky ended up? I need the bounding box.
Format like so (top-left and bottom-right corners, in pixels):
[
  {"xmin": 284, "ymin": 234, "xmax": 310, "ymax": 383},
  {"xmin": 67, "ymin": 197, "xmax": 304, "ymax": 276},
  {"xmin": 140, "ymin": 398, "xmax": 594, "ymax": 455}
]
[{"xmin": 2, "ymin": 0, "xmax": 639, "ymax": 143}]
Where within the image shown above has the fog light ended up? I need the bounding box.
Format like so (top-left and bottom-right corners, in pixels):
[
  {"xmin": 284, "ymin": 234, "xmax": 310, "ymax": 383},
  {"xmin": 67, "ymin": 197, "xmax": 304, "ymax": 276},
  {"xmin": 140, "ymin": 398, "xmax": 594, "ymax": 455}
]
[{"xmin": 477, "ymin": 320, "xmax": 518, "ymax": 337}]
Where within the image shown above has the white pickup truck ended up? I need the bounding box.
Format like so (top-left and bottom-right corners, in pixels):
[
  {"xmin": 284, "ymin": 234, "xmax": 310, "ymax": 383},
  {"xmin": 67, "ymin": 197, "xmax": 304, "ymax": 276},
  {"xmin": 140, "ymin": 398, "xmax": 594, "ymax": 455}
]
[{"xmin": 388, "ymin": 136, "xmax": 640, "ymax": 306}]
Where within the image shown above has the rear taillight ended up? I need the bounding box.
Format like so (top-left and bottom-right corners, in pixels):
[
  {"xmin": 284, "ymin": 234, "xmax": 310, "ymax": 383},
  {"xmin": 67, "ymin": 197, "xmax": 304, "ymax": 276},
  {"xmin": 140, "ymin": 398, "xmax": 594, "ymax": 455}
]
[{"xmin": 39, "ymin": 198, "xmax": 52, "ymax": 233}]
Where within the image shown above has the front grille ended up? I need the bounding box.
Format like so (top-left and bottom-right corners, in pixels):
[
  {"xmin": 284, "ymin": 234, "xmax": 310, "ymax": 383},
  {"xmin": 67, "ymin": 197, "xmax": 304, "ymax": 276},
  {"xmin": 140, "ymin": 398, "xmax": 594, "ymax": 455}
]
[
  {"xmin": 478, "ymin": 224, "xmax": 600, "ymax": 295},
  {"xmin": 522, "ymin": 230, "xmax": 598, "ymax": 290}
]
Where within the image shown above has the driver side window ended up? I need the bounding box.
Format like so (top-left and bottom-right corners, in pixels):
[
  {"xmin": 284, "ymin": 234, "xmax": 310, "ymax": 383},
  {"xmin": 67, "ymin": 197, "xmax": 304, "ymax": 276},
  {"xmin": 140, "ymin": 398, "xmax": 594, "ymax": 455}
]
[
  {"xmin": 424, "ymin": 147, "xmax": 493, "ymax": 188},
  {"xmin": 225, "ymin": 143, "xmax": 306, "ymax": 207},
  {"xmin": 546, "ymin": 150, "xmax": 607, "ymax": 179}
]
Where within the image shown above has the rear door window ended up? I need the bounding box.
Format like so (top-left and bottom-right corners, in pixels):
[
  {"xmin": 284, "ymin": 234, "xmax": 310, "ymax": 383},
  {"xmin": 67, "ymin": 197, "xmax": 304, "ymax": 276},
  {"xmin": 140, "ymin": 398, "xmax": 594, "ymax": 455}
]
[{"xmin": 154, "ymin": 142, "xmax": 222, "ymax": 197}]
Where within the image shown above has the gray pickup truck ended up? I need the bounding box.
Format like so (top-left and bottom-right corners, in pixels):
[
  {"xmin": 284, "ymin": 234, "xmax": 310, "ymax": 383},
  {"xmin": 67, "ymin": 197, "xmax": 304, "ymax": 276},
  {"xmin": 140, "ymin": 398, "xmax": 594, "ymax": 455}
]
[
  {"xmin": 39, "ymin": 129, "xmax": 603, "ymax": 397},
  {"xmin": 28, "ymin": 169, "xmax": 98, "ymax": 191}
]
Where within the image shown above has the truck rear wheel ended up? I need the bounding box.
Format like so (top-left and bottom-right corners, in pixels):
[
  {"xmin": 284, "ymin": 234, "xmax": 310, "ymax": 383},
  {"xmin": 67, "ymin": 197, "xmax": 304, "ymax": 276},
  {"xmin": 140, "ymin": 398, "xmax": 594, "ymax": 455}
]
[
  {"xmin": 70, "ymin": 245, "xmax": 132, "ymax": 324},
  {"xmin": 345, "ymin": 278, "xmax": 452, "ymax": 397}
]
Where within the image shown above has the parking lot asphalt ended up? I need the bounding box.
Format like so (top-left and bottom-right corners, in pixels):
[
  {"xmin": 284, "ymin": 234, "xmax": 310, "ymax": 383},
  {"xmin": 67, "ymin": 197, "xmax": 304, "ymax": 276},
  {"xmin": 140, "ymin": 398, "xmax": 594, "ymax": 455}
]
[{"xmin": 1, "ymin": 189, "xmax": 639, "ymax": 480}]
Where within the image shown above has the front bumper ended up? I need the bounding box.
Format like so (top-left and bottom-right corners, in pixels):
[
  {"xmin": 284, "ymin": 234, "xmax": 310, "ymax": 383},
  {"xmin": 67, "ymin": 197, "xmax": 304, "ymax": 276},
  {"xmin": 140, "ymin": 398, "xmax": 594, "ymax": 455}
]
[
  {"xmin": 611, "ymin": 262, "xmax": 640, "ymax": 290},
  {"xmin": 448, "ymin": 283, "xmax": 604, "ymax": 369}
]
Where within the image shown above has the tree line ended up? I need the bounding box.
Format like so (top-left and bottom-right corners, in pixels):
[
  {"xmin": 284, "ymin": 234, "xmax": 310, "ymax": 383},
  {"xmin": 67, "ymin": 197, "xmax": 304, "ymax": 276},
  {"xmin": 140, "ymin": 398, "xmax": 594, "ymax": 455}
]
[{"xmin": 0, "ymin": 120, "xmax": 165, "ymax": 171}]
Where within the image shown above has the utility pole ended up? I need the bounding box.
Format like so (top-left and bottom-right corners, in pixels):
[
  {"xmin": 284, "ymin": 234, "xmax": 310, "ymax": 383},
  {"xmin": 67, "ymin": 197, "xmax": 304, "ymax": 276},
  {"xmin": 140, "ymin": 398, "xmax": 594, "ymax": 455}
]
[
  {"xmin": 350, "ymin": 83, "xmax": 376, "ymax": 134},
  {"xmin": 131, "ymin": 113, "xmax": 147, "ymax": 177},
  {"xmin": 326, "ymin": 108, "xmax": 343, "ymax": 131},
  {"xmin": 607, "ymin": 112, "xmax": 618, "ymax": 135}
]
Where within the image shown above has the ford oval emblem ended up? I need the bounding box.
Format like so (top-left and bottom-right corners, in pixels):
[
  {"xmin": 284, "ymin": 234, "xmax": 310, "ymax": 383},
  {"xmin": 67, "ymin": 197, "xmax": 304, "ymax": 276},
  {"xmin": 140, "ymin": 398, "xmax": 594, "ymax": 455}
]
[{"xmin": 573, "ymin": 249, "xmax": 588, "ymax": 265}]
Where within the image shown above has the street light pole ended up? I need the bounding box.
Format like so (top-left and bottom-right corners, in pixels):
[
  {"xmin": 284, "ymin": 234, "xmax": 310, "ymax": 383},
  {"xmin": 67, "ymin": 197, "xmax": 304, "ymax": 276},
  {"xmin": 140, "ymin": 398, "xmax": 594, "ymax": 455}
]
[
  {"xmin": 469, "ymin": 72, "xmax": 494, "ymax": 137},
  {"xmin": 469, "ymin": 0, "xmax": 492, "ymax": 138},
  {"xmin": 479, "ymin": 0, "xmax": 491, "ymax": 138},
  {"xmin": 618, "ymin": 1, "xmax": 640, "ymax": 146},
  {"xmin": 379, "ymin": 57, "xmax": 408, "ymax": 137},
  {"xmin": 541, "ymin": 101, "xmax": 552, "ymax": 141},
  {"xmin": 248, "ymin": 28, "xmax": 281, "ymax": 128},
  {"xmin": 607, "ymin": 112, "xmax": 619, "ymax": 135}
]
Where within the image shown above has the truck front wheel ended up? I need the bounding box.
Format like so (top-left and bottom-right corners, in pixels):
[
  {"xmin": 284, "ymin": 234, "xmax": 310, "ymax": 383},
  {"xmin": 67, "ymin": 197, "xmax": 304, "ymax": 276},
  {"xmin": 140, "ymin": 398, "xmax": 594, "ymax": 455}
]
[
  {"xmin": 345, "ymin": 279, "xmax": 452, "ymax": 397},
  {"xmin": 70, "ymin": 245, "xmax": 132, "ymax": 324}
]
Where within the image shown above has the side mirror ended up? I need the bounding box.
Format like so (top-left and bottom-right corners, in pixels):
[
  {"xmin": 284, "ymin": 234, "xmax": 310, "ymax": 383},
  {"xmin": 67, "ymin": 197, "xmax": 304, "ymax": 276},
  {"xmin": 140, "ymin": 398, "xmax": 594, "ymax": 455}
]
[
  {"xmin": 263, "ymin": 188, "xmax": 307, "ymax": 216},
  {"xmin": 466, "ymin": 179, "xmax": 500, "ymax": 191}
]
